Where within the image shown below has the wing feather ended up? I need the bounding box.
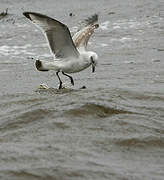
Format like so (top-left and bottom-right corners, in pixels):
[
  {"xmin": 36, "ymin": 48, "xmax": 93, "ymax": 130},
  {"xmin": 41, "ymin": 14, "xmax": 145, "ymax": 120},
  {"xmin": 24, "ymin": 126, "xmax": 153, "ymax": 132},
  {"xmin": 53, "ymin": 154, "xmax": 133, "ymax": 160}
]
[
  {"xmin": 23, "ymin": 12, "xmax": 79, "ymax": 58},
  {"xmin": 72, "ymin": 14, "xmax": 99, "ymax": 51},
  {"xmin": 73, "ymin": 24, "xmax": 99, "ymax": 51}
]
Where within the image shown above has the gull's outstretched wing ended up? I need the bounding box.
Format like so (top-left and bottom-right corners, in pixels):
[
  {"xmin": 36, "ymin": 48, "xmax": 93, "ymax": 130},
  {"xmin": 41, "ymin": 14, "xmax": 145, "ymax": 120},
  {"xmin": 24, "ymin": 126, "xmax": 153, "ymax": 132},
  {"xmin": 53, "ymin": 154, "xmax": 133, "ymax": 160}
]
[
  {"xmin": 23, "ymin": 12, "xmax": 79, "ymax": 58},
  {"xmin": 72, "ymin": 14, "xmax": 99, "ymax": 51}
]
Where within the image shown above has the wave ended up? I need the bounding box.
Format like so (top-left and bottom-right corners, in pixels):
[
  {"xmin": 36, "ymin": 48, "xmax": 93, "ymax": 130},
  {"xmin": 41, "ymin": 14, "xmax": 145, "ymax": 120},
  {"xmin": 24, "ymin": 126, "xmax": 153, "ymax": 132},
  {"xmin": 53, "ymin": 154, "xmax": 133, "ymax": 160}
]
[
  {"xmin": 115, "ymin": 136, "xmax": 164, "ymax": 148},
  {"xmin": 64, "ymin": 103, "xmax": 132, "ymax": 118},
  {"xmin": 0, "ymin": 108, "xmax": 54, "ymax": 132}
]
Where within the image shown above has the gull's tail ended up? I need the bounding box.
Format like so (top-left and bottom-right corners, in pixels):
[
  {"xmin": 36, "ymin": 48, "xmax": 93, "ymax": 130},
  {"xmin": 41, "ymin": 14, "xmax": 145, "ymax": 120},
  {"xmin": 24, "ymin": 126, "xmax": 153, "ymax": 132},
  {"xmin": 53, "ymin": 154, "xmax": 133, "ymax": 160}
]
[{"xmin": 35, "ymin": 60, "xmax": 49, "ymax": 71}]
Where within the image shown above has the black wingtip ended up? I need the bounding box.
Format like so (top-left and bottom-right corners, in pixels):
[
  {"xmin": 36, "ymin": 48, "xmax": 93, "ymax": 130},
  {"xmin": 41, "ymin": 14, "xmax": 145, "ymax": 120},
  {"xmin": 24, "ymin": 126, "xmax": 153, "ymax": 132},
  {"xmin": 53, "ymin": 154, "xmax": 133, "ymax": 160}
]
[
  {"xmin": 85, "ymin": 14, "xmax": 99, "ymax": 25},
  {"xmin": 23, "ymin": 12, "xmax": 32, "ymax": 20}
]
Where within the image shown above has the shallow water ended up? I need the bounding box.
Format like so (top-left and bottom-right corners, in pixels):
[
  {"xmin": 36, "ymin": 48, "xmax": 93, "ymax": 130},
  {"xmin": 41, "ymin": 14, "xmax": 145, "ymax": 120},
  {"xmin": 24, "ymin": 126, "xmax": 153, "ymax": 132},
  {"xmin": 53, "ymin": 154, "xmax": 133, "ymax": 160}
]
[{"xmin": 0, "ymin": 0, "xmax": 164, "ymax": 179}]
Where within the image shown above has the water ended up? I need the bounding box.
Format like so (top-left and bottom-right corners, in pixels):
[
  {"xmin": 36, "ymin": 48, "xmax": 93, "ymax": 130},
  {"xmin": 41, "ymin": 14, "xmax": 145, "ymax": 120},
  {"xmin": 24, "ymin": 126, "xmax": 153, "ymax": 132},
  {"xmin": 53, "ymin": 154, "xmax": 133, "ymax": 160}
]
[{"xmin": 0, "ymin": 0, "xmax": 164, "ymax": 179}]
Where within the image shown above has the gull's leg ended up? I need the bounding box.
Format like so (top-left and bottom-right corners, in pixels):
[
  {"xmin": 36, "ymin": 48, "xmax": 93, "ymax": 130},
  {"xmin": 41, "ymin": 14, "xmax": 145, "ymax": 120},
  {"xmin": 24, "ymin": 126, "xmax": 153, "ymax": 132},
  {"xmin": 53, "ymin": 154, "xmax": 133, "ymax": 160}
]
[
  {"xmin": 56, "ymin": 71, "xmax": 62, "ymax": 89},
  {"xmin": 62, "ymin": 72, "xmax": 74, "ymax": 86}
]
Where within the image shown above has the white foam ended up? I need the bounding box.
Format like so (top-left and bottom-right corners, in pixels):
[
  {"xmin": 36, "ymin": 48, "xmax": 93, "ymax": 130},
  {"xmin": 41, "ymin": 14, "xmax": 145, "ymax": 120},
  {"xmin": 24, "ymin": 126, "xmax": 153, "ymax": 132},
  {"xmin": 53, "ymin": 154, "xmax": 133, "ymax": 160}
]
[
  {"xmin": 110, "ymin": 37, "xmax": 136, "ymax": 43},
  {"xmin": 113, "ymin": 25, "xmax": 121, "ymax": 29},
  {"xmin": 100, "ymin": 43, "xmax": 108, "ymax": 47},
  {"xmin": 0, "ymin": 44, "xmax": 33, "ymax": 56},
  {"xmin": 112, "ymin": 19, "xmax": 151, "ymax": 30},
  {"xmin": 40, "ymin": 53, "xmax": 52, "ymax": 58},
  {"xmin": 99, "ymin": 21, "xmax": 110, "ymax": 30},
  {"xmin": 99, "ymin": 19, "xmax": 151, "ymax": 31},
  {"xmin": 120, "ymin": 37, "xmax": 132, "ymax": 42}
]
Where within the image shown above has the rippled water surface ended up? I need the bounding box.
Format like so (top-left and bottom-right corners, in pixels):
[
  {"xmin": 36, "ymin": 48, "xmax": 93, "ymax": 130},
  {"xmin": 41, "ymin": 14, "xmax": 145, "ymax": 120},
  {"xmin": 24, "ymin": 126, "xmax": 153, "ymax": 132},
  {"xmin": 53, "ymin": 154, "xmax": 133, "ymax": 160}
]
[{"xmin": 0, "ymin": 0, "xmax": 164, "ymax": 179}]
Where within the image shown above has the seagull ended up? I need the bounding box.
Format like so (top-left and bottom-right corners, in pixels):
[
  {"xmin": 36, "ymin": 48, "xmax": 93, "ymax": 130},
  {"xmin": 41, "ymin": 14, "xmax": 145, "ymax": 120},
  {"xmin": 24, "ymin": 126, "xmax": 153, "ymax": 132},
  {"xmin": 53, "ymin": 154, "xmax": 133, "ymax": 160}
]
[{"xmin": 23, "ymin": 12, "xmax": 99, "ymax": 89}]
